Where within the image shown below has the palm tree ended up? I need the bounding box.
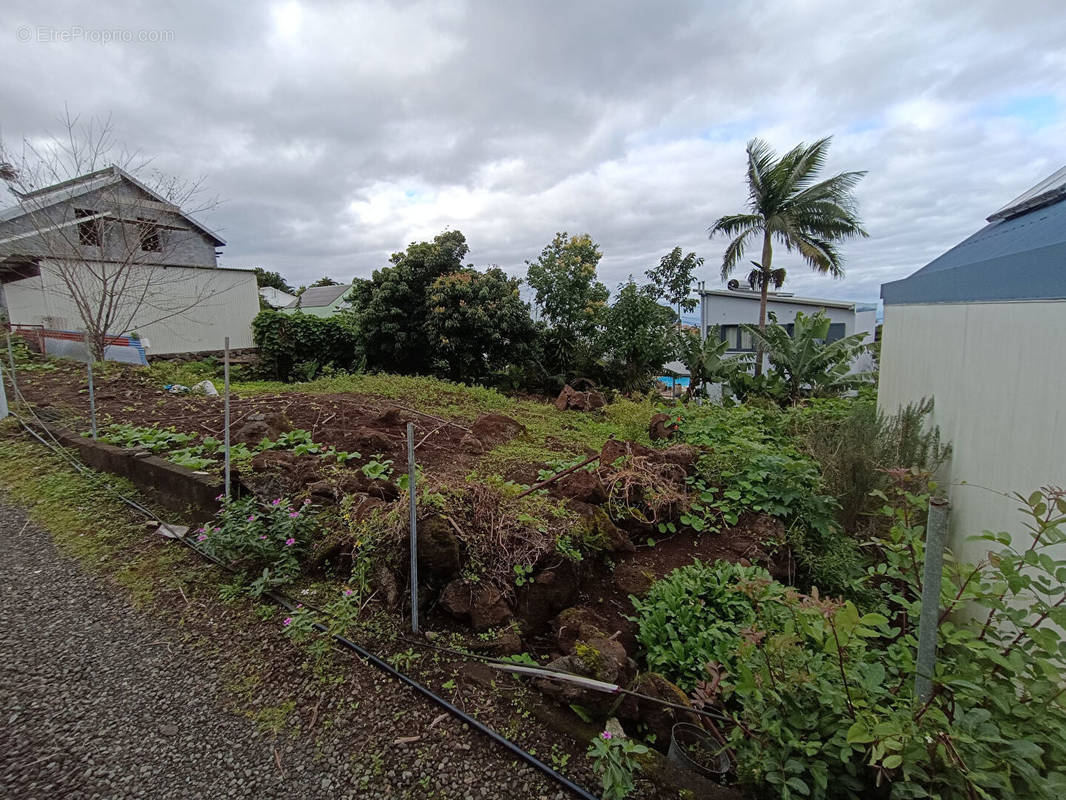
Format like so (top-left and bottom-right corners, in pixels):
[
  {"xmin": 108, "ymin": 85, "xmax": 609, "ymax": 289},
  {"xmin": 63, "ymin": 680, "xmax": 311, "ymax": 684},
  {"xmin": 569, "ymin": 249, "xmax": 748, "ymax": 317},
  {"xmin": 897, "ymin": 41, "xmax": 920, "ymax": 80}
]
[{"xmin": 709, "ymin": 137, "xmax": 867, "ymax": 374}]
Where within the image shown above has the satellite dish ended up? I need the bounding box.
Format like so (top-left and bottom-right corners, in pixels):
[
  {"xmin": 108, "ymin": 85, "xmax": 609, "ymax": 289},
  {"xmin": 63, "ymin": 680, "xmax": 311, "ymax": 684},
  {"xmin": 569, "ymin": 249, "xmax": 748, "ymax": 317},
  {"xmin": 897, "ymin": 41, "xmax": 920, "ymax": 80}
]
[{"xmin": 727, "ymin": 279, "xmax": 740, "ymax": 291}]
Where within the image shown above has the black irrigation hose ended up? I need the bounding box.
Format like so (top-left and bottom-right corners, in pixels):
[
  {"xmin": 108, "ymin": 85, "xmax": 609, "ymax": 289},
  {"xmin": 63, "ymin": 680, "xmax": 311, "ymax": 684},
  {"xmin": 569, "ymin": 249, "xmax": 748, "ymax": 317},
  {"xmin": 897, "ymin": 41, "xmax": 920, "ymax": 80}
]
[{"xmin": 5, "ymin": 403, "xmax": 602, "ymax": 800}]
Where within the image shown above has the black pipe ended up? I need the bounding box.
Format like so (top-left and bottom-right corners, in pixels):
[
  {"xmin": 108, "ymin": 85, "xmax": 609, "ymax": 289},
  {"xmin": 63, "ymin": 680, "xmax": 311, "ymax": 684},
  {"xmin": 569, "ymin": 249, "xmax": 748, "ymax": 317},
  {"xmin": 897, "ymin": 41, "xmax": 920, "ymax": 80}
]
[{"xmin": 9, "ymin": 410, "xmax": 601, "ymax": 800}]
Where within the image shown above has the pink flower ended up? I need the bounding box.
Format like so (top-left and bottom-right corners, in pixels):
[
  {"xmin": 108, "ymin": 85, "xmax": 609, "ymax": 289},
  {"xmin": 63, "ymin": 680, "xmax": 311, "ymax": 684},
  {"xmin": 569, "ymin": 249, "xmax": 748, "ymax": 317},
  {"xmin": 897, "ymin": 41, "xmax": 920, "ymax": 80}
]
[
  {"xmin": 247, "ymin": 515, "xmax": 256, "ymax": 522},
  {"xmin": 196, "ymin": 534, "xmax": 207, "ymax": 542},
  {"xmin": 303, "ymin": 498, "xmax": 311, "ymax": 506},
  {"xmin": 343, "ymin": 589, "xmax": 353, "ymax": 597},
  {"xmin": 282, "ymin": 617, "xmax": 292, "ymax": 626},
  {"xmin": 196, "ymin": 527, "xmax": 205, "ymax": 534},
  {"xmin": 285, "ymin": 538, "xmax": 295, "ymax": 547},
  {"xmin": 259, "ymin": 535, "xmax": 267, "ymax": 540},
  {"xmin": 601, "ymin": 731, "xmax": 612, "ymax": 740},
  {"xmin": 215, "ymin": 493, "xmax": 225, "ymax": 501},
  {"xmin": 272, "ymin": 499, "xmax": 282, "ymax": 506},
  {"xmin": 289, "ymin": 511, "xmax": 300, "ymax": 518}
]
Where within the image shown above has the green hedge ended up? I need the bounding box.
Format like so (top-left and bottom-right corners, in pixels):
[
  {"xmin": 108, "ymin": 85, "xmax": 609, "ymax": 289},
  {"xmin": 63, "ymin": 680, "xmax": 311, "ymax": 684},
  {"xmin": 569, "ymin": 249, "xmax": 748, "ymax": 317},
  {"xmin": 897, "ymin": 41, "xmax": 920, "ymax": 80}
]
[{"xmin": 251, "ymin": 310, "xmax": 361, "ymax": 382}]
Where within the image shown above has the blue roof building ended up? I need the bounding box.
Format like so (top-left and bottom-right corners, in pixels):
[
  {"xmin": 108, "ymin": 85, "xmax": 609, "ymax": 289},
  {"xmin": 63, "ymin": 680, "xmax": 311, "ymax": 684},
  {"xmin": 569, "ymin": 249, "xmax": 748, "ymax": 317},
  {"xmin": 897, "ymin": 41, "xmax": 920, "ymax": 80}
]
[
  {"xmin": 881, "ymin": 165, "xmax": 1066, "ymax": 306},
  {"xmin": 877, "ymin": 164, "xmax": 1066, "ymax": 563}
]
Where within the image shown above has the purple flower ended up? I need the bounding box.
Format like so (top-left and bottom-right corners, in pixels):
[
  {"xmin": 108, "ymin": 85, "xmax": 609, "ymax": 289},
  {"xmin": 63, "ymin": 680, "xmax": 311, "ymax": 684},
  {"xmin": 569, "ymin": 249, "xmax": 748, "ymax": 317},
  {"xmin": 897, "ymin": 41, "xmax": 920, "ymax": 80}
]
[
  {"xmin": 259, "ymin": 535, "xmax": 267, "ymax": 540},
  {"xmin": 343, "ymin": 589, "xmax": 354, "ymax": 597},
  {"xmin": 601, "ymin": 731, "xmax": 612, "ymax": 740},
  {"xmin": 247, "ymin": 515, "xmax": 256, "ymax": 522},
  {"xmin": 196, "ymin": 527, "xmax": 205, "ymax": 534},
  {"xmin": 289, "ymin": 511, "xmax": 300, "ymax": 518},
  {"xmin": 196, "ymin": 534, "xmax": 207, "ymax": 542},
  {"xmin": 303, "ymin": 498, "xmax": 311, "ymax": 506},
  {"xmin": 215, "ymin": 493, "xmax": 225, "ymax": 501},
  {"xmin": 272, "ymin": 498, "xmax": 282, "ymax": 506},
  {"xmin": 282, "ymin": 617, "xmax": 292, "ymax": 626},
  {"xmin": 285, "ymin": 537, "xmax": 295, "ymax": 547}
]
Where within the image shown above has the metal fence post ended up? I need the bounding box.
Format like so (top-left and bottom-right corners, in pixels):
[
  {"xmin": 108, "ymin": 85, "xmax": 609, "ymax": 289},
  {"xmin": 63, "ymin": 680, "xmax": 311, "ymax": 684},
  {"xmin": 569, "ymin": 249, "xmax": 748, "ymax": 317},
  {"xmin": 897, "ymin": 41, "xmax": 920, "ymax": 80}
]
[
  {"xmin": 6, "ymin": 331, "xmax": 19, "ymax": 401},
  {"xmin": 0, "ymin": 360, "xmax": 8, "ymax": 419},
  {"xmin": 223, "ymin": 336, "xmax": 231, "ymax": 500},
  {"xmin": 86, "ymin": 359, "xmax": 98, "ymax": 439},
  {"xmin": 84, "ymin": 333, "xmax": 98, "ymax": 440},
  {"xmin": 407, "ymin": 421, "xmax": 419, "ymax": 633},
  {"xmin": 915, "ymin": 497, "xmax": 950, "ymax": 703}
]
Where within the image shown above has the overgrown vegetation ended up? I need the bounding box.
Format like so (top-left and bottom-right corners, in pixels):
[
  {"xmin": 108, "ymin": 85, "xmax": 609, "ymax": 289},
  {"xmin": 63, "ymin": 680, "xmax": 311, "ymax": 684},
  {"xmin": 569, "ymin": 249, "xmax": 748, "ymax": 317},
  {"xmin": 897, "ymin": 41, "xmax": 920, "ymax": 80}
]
[{"xmin": 670, "ymin": 483, "xmax": 1066, "ymax": 800}]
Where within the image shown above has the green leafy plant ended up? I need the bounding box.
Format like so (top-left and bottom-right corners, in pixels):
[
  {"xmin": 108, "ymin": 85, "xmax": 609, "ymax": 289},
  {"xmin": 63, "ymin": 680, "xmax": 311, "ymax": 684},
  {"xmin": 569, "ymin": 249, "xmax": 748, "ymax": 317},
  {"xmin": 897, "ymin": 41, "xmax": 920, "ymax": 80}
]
[
  {"xmin": 587, "ymin": 730, "xmax": 649, "ymax": 800},
  {"xmin": 742, "ymin": 310, "xmax": 873, "ymax": 404},
  {"xmin": 705, "ymin": 483, "xmax": 1066, "ymax": 800},
  {"xmin": 361, "ymin": 457, "xmax": 394, "ymax": 481},
  {"xmin": 197, "ymin": 495, "xmax": 317, "ymax": 596},
  {"xmin": 632, "ymin": 560, "xmax": 782, "ymax": 691},
  {"xmin": 513, "ymin": 563, "xmax": 535, "ymax": 587}
]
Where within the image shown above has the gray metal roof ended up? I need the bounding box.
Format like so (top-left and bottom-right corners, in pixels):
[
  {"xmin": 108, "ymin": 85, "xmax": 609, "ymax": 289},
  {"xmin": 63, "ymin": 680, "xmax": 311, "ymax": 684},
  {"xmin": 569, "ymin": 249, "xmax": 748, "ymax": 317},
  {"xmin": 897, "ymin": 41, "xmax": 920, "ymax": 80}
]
[
  {"xmin": 882, "ymin": 166, "xmax": 1066, "ymax": 306},
  {"xmin": 286, "ymin": 283, "xmax": 350, "ymax": 308},
  {"xmin": 699, "ymin": 288, "xmax": 856, "ymax": 310},
  {"xmin": 0, "ymin": 165, "xmax": 226, "ymax": 246}
]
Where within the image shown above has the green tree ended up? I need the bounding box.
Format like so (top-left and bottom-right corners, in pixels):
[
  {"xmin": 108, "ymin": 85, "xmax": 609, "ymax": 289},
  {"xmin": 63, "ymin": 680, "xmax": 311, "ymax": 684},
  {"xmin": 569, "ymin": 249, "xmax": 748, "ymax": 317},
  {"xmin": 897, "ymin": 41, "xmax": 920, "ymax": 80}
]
[
  {"xmin": 599, "ymin": 280, "xmax": 675, "ymax": 394},
  {"xmin": 742, "ymin": 311, "xmax": 872, "ymax": 404},
  {"xmin": 425, "ymin": 267, "xmax": 537, "ymax": 383},
  {"xmin": 645, "ymin": 246, "xmax": 703, "ymax": 330},
  {"xmin": 709, "ymin": 137, "xmax": 867, "ymax": 374},
  {"xmin": 525, "ymin": 232, "xmax": 608, "ymax": 339},
  {"xmin": 308, "ymin": 276, "xmax": 340, "ymax": 288},
  {"xmin": 348, "ymin": 230, "xmax": 468, "ymax": 373},
  {"xmin": 676, "ymin": 326, "xmax": 740, "ymax": 400},
  {"xmin": 253, "ymin": 267, "xmax": 294, "ymax": 293}
]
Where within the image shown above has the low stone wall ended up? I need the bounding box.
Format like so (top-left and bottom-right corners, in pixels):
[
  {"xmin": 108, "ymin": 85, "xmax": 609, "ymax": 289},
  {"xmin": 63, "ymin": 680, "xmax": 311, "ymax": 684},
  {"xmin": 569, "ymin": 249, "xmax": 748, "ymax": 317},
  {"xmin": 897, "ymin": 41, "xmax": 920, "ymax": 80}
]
[{"xmin": 47, "ymin": 426, "xmax": 223, "ymax": 518}]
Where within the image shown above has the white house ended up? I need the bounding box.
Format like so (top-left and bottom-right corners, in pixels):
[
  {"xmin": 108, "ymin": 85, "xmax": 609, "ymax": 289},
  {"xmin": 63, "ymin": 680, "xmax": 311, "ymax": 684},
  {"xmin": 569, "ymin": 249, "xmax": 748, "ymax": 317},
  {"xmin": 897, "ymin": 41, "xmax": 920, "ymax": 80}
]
[
  {"xmin": 699, "ymin": 284, "xmax": 877, "ymax": 371},
  {"xmin": 259, "ymin": 285, "xmax": 298, "ymax": 309},
  {"xmin": 878, "ymin": 165, "xmax": 1066, "ymax": 561},
  {"xmin": 0, "ymin": 166, "xmax": 260, "ymax": 355}
]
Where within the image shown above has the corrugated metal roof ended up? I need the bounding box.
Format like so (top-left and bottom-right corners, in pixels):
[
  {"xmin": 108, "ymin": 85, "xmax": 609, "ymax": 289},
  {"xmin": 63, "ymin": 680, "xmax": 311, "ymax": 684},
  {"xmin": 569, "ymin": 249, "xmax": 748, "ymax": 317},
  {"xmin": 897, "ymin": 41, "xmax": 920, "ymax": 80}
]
[
  {"xmin": 988, "ymin": 165, "xmax": 1066, "ymax": 222},
  {"xmin": 286, "ymin": 283, "xmax": 350, "ymax": 308},
  {"xmin": 0, "ymin": 165, "xmax": 226, "ymax": 246},
  {"xmin": 882, "ymin": 169, "xmax": 1066, "ymax": 306},
  {"xmin": 699, "ymin": 288, "xmax": 856, "ymax": 310}
]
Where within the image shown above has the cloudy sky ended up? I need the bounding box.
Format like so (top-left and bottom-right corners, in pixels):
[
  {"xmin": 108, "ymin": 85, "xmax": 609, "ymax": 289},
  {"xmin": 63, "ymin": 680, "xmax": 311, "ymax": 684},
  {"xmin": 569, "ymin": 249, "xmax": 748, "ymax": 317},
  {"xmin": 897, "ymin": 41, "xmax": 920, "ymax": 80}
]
[{"xmin": 2, "ymin": 0, "xmax": 1063, "ymax": 303}]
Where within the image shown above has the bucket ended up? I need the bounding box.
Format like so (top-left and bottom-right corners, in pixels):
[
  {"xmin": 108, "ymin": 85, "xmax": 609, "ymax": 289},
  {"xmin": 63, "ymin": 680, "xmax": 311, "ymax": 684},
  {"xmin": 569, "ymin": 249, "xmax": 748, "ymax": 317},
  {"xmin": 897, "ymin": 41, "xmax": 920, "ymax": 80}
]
[{"xmin": 668, "ymin": 722, "xmax": 730, "ymax": 779}]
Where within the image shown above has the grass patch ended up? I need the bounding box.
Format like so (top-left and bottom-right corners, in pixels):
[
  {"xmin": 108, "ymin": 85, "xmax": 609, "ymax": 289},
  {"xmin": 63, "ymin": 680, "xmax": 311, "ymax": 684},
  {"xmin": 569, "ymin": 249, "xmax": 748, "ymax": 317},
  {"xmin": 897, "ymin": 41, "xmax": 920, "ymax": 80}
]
[{"xmin": 0, "ymin": 423, "xmax": 146, "ymax": 567}]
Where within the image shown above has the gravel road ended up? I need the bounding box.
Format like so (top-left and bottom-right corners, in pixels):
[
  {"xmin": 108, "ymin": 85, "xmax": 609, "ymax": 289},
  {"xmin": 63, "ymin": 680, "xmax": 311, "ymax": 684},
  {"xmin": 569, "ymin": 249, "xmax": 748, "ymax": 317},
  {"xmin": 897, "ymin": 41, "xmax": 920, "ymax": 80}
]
[{"xmin": 0, "ymin": 501, "xmax": 571, "ymax": 800}]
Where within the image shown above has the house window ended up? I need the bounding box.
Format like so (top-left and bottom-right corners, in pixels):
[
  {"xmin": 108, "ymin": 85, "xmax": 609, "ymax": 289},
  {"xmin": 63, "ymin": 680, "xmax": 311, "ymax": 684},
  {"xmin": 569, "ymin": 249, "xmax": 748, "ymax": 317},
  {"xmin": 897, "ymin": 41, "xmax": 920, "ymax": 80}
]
[
  {"xmin": 719, "ymin": 325, "xmax": 755, "ymax": 351},
  {"xmin": 138, "ymin": 218, "xmax": 162, "ymax": 252},
  {"xmin": 74, "ymin": 209, "xmax": 102, "ymax": 247}
]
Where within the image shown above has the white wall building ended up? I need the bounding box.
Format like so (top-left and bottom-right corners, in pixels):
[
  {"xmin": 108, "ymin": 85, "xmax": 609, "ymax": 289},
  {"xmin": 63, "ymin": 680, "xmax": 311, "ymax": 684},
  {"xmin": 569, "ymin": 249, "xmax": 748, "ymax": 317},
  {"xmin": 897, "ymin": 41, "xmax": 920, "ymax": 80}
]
[
  {"xmin": 699, "ymin": 285, "xmax": 877, "ymax": 372},
  {"xmin": 0, "ymin": 166, "xmax": 260, "ymax": 355},
  {"xmin": 878, "ymin": 165, "xmax": 1066, "ymax": 562}
]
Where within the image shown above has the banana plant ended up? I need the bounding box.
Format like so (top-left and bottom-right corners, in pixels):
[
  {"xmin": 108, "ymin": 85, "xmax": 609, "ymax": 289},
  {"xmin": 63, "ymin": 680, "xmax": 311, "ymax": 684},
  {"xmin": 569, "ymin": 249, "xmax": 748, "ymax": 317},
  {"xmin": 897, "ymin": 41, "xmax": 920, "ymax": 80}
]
[{"xmin": 742, "ymin": 311, "xmax": 872, "ymax": 404}]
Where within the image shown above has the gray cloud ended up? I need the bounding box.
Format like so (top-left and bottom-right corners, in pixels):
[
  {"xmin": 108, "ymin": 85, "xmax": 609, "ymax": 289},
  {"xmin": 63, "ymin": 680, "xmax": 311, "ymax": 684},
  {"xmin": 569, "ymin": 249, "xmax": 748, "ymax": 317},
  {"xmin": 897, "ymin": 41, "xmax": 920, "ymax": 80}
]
[{"xmin": 2, "ymin": 0, "xmax": 1063, "ymax": 303}]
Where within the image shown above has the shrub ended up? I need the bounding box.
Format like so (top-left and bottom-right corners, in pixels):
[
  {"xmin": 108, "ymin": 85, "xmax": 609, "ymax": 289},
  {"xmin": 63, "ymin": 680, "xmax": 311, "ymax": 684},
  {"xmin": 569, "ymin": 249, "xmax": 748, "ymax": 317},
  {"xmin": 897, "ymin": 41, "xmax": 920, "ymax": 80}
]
[
  {"xmin": 632, "ymin": 560, "xmax": 781, "ymax": 691},
  {"xmin": 787, "ymin": 394, "xmax": 950, "ymax": 532},
  {"xmin": 718, "ymin": 484, "xmax": 1066, "ymax": 800},
  {"xmin": 251, "ymin": 310, "xmax": 360, "ymax": 382},
  {"xmin": 197, "ymin": 495, "xmax": 317, "ymax": 595},
  {"xmin": 677, "ymin": 406, "xmax": 856, "ymax": 593}
]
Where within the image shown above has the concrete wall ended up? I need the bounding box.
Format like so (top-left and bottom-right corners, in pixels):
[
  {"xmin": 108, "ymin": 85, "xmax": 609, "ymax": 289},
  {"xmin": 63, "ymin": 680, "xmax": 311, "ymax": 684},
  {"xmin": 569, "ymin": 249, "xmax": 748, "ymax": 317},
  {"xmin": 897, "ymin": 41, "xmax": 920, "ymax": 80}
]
[
  {"xmin": 5, "ymin": 260, "xmax": 260, "ymax": 354},
  {"xmin": 877, "ymin": 300, "xmax": 1066, "ymax": 561}
]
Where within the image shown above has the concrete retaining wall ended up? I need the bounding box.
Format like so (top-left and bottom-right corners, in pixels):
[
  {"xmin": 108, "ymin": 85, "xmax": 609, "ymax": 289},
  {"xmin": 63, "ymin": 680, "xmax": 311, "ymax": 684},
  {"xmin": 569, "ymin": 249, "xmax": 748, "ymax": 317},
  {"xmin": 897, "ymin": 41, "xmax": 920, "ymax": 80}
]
[{"xmin": 48, "ymin": 426, "xmax": 223, "ymax": 518}]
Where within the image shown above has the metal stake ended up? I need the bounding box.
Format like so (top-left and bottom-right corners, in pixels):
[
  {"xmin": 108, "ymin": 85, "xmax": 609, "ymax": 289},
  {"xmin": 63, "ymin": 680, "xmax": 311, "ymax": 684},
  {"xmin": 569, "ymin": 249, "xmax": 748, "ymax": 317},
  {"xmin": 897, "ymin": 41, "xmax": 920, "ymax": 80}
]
[
  {"xmin": 223, "ymin": 336, "xmax": 231, "ymax": 500},
  {"xmin": 87, "ymin": 358, "xmax": 98, "ymax": 439},
  {"xmin": 6, "ymin": 331, "xmax": 18, "ymax": 401},
  {"xmin": 407, "ymin": 421, "xmax": 419, "ymax": 633},
  {"xmin": 915, "ymin": 497, "xmax": 950, "ymax": 703},
  {"xmin": 0, "ymin": 360, "xmax": 9, "ymax": 420}
]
